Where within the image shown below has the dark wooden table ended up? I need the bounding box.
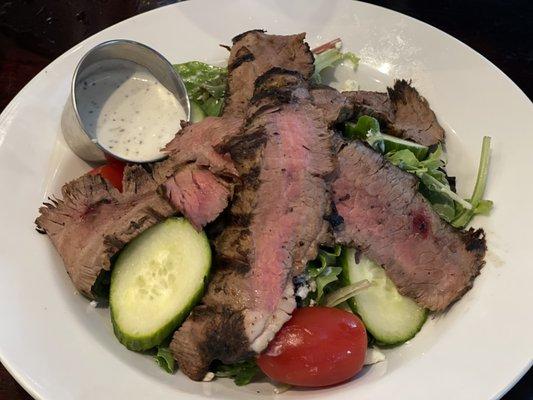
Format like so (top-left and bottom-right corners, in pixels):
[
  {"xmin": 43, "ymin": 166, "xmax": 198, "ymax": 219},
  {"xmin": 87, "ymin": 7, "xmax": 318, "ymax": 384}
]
[{"xmin": 0, "ymin": 0, "xmax": 531, "ymax": 398}]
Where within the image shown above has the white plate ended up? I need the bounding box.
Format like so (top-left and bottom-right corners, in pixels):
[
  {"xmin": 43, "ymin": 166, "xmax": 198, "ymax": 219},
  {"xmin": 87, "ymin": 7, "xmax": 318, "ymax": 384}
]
[{"xmin": 0, "ymin": 0, "xmax": 531, "ymax": 399}]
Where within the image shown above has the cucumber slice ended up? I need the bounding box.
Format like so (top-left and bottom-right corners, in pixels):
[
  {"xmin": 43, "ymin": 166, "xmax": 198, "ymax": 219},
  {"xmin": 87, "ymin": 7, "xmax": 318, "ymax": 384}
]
[
  {"xmin": 341, "ymin": 248, "xmax": 427, "ymax": 346},
  {"xmin": 110, "ymin": 218, "xmax": 211, "ymax": 351},
  {"xmin": 190, "ymin": 100, "xmax": 206, "ymax": 123}
]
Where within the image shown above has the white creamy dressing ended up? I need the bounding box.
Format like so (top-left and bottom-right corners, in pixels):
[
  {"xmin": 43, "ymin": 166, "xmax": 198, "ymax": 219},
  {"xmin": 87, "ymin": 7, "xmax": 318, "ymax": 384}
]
[{"xmin": 77, "ymin": 59, "xmax": 186, "ymax": 162}]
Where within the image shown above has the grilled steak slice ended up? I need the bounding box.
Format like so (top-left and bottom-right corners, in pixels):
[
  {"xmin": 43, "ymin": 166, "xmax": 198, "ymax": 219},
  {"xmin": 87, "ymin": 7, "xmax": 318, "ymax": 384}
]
[
  {"xmin": 332, "ymin": 140, "xmax": 485, "ymax": 311},
  {"xmin": 154, "ymin": 116, "xmax": 243, "ymax": 229},
  {"xmin": 311, "ymin": 85, "xmax": 354, "ymax": 125},
  {"xmin": 162, "ymin": 165, "xmax": 233, "ymax": 231},
  {"xmin": 35, "ymin": 166, "xmax": 174, "ymax": 298},
  {"xmin": 343, "ymin": 90, "xmax": 394, "ymax": 123},
  {"xmin": 344, "ymin": 80, "xmax": 445, "ymax": 146},
  {"xmin": 223, "ymin": 30, "xmax": 314, "ymax": 117},
  {"xmin": 387, "ymin": 80, "xmax": 445, "ymax": 146},
  {"xmin": 37, "ymin": 115, "xmax": 244, "ymax": 296},
  {"xmin": 171, "ymin": 71, "xmax": 334, "ymax": 380},
  {"xmin": 157, "ymin": 116, "xmax": 242, "ymax": 179}
]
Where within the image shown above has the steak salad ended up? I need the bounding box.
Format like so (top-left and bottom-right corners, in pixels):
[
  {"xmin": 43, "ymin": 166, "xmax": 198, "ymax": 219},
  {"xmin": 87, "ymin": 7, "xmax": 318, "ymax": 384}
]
[{"xmin": 36, "ymin": 31, "xmax": 492, "ymax": 389}]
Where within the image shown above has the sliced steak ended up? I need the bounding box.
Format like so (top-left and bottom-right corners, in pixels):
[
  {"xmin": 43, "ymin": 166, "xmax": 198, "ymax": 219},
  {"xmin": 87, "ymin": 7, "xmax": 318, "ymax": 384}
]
[
  {"xmin": 36, "ymin": 117, "xmax": 243, "ymax": 297},
  {"xmin": 343, "ymin": 80, "xmax": 445, "ymax": 146},
  {"xmin": 332, "ymin": 140, "xmax": 485, "ymax": 311},
  {"xmin": 162, "ymin": 165, "xmax": 233, "ymax": 231},
  {"xmin": 310, "ymin": 85, "xmax": 354, "ymax": 125},
  {"xmin": 223, "ymin": 30, "xmax": 314, "ymax": 117},
  {"xmin": 343, "ymin": 90, "xmax": 394, "ymax": 123},
  {"xmin": 154, "ymin": 116, "xmax": 244, "ymax": 229},
  {"xmin": 156, "ymin": 116, "xmax": 242, "ymax": 179},
  {"xmin": 171, "ymin": 71, "xmax": 334, "ymax": 380},
  {"xmin": 387, "ymin": 80, "xmax": 445, "ymax": 145},
  {"xmin": 35, "ymin": 166, "xmax": 174, "ymax": 298}
]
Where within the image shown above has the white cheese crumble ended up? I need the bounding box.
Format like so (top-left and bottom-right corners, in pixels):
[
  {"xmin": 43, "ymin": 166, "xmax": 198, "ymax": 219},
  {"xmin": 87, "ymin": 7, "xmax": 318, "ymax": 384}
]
[
  {"xmin": 364, "ymin": 347, "xmax": 386, "ymax": 365},
  {"xmin": 273, "ymin": 383, "xmax": 292, "ymax": 394},
  {"xmin": 295, "ymin": 283, "xmax": 310, "ymax": 299},
  {"xmin": 202, "ymin": 372, "xmax": 215, "ymax": 382}
]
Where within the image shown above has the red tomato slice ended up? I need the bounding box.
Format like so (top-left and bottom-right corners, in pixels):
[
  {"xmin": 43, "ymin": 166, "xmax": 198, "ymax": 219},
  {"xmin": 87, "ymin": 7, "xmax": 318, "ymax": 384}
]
[
  {"xmin": 257, "ymin": 307, "xmax": 367, "ymax": 387},
  {"xmin": 89, "ymin": 157, "xmax": 125, "ymax": 191}
]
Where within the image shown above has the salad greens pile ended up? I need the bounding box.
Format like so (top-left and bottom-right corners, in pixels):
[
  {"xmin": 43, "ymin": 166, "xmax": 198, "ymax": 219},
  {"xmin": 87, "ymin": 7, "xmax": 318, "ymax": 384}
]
[
  {"xmin": 344, "ymin": 116, "xmax": 492, "ymax": 228},
  {"xmin": 173, "ymin": 61, "xmax": 227, "ymax": 117}
]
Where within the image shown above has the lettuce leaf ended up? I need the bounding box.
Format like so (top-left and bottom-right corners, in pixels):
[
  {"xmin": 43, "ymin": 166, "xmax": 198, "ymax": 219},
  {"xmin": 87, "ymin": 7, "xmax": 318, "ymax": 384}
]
[
  {"xmin": 305, "ymin": 245, "xmax": 343, "ymax": 304},
  {"xmin": 451, "ymin": 136, "xmax": 492, "ymax": 227},
  {"xmin": 173, "ymin": 61, "xmax": 227, "ymax": 117},
  {"xmin": 154, "ymin": 346, "xmax": 175, "ymax": 374},
  {"xmin": 312, "ymin": 48, "xmax": 359, "ymax": 84},
  {"xmin": 214, "ymin": 360, "xmax": 260, "ymax": 386}
]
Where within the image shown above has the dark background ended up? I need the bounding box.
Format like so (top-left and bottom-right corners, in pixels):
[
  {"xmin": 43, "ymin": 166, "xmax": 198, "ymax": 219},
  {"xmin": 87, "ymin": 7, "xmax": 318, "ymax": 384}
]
[{"xmin": 0, "ymin": 0, "xmax": 531, "ymax": 398}]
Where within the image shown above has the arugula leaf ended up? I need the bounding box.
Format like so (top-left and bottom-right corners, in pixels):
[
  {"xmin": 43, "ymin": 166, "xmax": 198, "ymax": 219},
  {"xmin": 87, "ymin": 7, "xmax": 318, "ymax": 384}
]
[
  {"xmin": 418, "ymin": 183, "xmax": 456, "ymax": 222},
  {"xmin": 214, "ymin": 360, "xmax": 260, "ymax": 386},
  {"xmin": 344, "ymin": 115, "xmax": 380, "ymax": 140},
  {"xmin": 345, "ymin": 118, "xmax": 428, "ymax": 158},
  {"xmin": 305, "ymin": 246, "xmax": 343, "ymax": 304},
  {"xmin": 418, "ymin": 172, "xmax": 473, "ymax": 211},
  {"xmin": 386, "ymin": 148, "xmax": 422, "ymax": 170},
  {"xmin": 315, "ymin": 266, "xmax": 343, "ymax": 302},
  {"xmin": 474, "ymin": 199, "xmax": 493, "ymax": 215},
  {"xmin": 451, "ymin": 136, "xmax": 493, "ymax": 228},
  {"xmin": 173, "ymin": 61, "xmax": 227, "ymax": 117},
  {"xmin": 154, "ymin": 346, "xmax": 175, "ymax": 374},
  {"xmin": 312, "ymin": 47, "xmax": 359, "ymax": 84},
  {"xmin": 385, "ymin": 144, "xmax": 473, "ymax": 213}
]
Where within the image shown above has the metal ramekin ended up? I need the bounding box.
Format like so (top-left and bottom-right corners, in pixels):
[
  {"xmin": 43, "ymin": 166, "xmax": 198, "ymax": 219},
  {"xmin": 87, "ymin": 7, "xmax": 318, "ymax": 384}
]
[{"xmin": 61, "ymin": 39, "xmax": 190, "ymax": 163}]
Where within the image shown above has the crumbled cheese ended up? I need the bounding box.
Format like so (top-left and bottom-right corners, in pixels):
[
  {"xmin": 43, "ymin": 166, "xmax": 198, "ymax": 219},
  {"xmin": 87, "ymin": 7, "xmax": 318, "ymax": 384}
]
[
  {"xmin": 295, "ymin": 284, "xmax": 310, "ymax": 299},
  {"xmin": 202, "ymin": 372, "xmax": 215, "ymax": 382},
  {"xmin": 364, "ymin": 347, "xmax": 386, "ymax": 365},
  {"xmin": 273, "ymin": 383, "xmax": 292, "ymax": 394}
]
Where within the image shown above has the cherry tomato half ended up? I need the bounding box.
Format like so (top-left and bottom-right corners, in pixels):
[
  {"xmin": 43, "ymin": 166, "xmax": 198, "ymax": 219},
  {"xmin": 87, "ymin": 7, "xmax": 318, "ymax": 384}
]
[
  {"xmin": 257, "ymin": 307, "xmax": 367, "ymax": 387},
  {"xmin": 89, "ymin": 156, "xmax": 125, "ymax": 191}
]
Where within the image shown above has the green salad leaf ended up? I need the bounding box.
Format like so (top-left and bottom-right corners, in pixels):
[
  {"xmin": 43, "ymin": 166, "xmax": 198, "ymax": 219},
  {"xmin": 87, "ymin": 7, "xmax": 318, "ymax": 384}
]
[
  {"xmin": 312, "ymin": 47, "xmax": 359, "ymax": 84},
  {"xmin": 214, "ymin": 360, "xmax": 261, "ymax": 386},
  {"xmin": 315, "ymin": 266, "xmax": 343, "ymax": 302},
  {"xmin": 173, "ymin": 61, "xmax": 227, "ymax": 117},
  {"xmin": 154, "ymin": 346, "xmax": 175, "ymax": 374},
  {"xmin": 451, "ymin": 136, "xmax": 493, "ymax": 227},
  {"xmin": 345, "ymin": 118, "xmax": 429, "ymax": 159},
  {"xmin": 305, "ymin": 245, "xmax": 343, "ymax": 304},
  {"xmin": 344, "ymin": 115, "xmax": 380, "ymax": 141}
]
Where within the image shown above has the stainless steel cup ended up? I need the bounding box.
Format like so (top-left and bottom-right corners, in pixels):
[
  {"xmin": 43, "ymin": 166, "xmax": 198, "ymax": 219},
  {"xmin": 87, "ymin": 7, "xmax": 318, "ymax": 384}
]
[{"xmin": 62, "ymin": 39, "xmax": 190, "ymax": 163}]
